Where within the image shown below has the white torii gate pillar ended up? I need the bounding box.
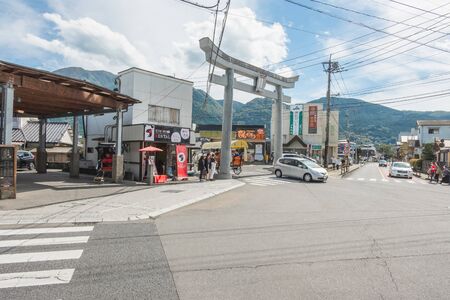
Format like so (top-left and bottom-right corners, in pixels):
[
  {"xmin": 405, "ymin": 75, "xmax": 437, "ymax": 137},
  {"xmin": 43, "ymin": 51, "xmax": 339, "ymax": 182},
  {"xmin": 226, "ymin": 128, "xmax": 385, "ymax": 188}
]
[{"xmin": 199, "ymin": 37, "xmax": 298, "ymax": 178}]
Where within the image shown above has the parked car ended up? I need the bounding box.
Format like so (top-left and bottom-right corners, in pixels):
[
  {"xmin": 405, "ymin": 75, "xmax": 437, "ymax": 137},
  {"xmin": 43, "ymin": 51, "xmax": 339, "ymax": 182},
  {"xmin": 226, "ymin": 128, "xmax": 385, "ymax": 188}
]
[
  {"xmin": 274, "ymin": 157, "xmax": 328, "ymax": 182},
  {"xmin": 378, "ymin": 160, "xmax": 388, "ymax": 167},
  {"xmin": 17, "ymin": 150, "xmax": 35, "ymax": 170},
  {"xmin": 389, "ymin": 162, "xmax": 413, "ymax": 179}
]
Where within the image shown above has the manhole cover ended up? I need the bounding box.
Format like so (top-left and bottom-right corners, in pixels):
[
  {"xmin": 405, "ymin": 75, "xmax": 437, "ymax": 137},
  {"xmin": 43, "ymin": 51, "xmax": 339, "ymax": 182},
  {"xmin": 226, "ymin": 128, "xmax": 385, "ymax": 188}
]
[{"xmin": 161, "ymin": 190, "xmax": 184, "ymax": 193}]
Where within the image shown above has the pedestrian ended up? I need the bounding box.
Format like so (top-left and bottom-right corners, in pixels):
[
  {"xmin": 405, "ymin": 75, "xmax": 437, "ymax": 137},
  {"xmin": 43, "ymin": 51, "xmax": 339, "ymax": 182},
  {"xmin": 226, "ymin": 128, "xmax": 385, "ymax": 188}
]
[
  {"xmin": 198, "ymin": 154, "xmax": 206, "ymax": 181},
  {"xmin": 336, "ymin": 158, "xmax": 341, "ymax": 170},
  {"xmin": 428, "ymin": 162, "xmax": 437, "ymax": 183},
  {"xmin": 441, "ymin": 165, "xmax": 450, "ymax": 184},
  {"xmin": 208, "ymin": 153, "xmax": 217, "ymax": 180},
  {"xmin": 435, "ymin": 163, "xmax": 442, "ymax": 183},
  {"xmin": 205, "ymin": 153, "xmax": 211, "ymax": 180},
  {"xmin": 331, "ymin": 156, "xmax": 336, "ymax": 170}
]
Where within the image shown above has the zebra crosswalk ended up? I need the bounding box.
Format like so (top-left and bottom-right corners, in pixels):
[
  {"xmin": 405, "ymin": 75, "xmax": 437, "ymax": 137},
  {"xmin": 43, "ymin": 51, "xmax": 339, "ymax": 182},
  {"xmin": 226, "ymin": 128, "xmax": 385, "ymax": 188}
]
[
  {"xmin": 345, "ymin": 177, "xmax": 428, "ymax": 185},
  {"xmin": 242, "ymin": 176, "xmax": 293, "ymax": 186},
  {"xmin": 0, "ymin": 225, "xmax": 93, "ymax": 289}
]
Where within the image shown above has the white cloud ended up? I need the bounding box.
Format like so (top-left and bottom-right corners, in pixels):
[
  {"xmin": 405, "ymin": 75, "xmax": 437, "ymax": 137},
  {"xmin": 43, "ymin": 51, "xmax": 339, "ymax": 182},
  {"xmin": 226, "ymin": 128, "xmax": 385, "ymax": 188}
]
[{"xmin": 24, "ymin": 13, "xmax": 149, "ymax": 72}]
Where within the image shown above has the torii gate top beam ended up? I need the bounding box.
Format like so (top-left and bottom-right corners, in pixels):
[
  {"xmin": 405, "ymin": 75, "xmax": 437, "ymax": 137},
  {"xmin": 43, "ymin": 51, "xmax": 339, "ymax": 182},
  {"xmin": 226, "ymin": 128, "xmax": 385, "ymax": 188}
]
[{"xmin": 199, "ymin": 37, "xmax": 299, "ymax": 89}]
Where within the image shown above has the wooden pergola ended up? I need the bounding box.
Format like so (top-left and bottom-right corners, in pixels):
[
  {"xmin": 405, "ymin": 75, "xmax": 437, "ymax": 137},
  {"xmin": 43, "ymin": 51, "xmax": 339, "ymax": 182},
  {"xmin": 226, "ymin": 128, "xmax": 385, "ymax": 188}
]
[{"xmin": 0, "ymin": 60, "xmax": 140, "ymax": 181}]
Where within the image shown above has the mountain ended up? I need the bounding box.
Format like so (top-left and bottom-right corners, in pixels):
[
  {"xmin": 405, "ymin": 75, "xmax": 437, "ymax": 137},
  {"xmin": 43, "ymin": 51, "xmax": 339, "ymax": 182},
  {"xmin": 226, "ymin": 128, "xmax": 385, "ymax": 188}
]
[
  {"xmin": 51, "ymin": 67, "xmax": 450, "ymax": 145},
  {"xmin": 53, "ymin": 67, "xmax": 117, "ymax": 90}
]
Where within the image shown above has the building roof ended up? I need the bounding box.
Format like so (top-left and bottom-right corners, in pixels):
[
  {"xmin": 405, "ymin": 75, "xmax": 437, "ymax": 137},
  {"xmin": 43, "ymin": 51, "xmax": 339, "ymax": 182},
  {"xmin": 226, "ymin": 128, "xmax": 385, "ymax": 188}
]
[
  {"xmin": 417, "ymin": 120, "xmax": 450, "ymax": 126},
  {"xmin": 12, "ymin": 128, "xmax": 26, "ymax": 143},
  {"xmin": 0, "ymin": 60, "xmax": 140, "ymax": 118},
  {"xmin": 118, "ymin": 67, "xmax": 193, "ymax": 85},
  {"xmin": 22, "ymin": 121, "xmax": 71, "ymax": 144},
  {"xmin": 284, "ymin": 135, "xmax": 307, "ymax": 148}
]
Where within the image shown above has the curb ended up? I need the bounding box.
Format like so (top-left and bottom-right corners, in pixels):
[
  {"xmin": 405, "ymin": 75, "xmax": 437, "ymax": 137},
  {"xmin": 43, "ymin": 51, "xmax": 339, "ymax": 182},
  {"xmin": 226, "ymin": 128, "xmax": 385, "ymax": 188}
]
[{"xmin": 340, "ymin": 164, "xmax": 362, "ymax": 178}]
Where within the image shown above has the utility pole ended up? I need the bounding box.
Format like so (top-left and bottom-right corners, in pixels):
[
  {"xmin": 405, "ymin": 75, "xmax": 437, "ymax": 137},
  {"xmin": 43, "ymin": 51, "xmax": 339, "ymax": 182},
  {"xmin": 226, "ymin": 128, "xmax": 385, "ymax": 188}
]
[{"xmin": 322, "ymin": 55, "xmax": 341, "ymax": 168}]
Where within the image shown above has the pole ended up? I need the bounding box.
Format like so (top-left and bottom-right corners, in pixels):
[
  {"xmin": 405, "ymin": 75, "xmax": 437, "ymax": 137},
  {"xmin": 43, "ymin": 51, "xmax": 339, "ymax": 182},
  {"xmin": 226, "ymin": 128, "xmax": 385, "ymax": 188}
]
[
  {"xmin": 274, "ymin": 85, "xmax": 283, "ymax": 163},
  {"xmin": 1, "ymin": 83, "xmax": 14, "ymax": 144},
  {"xmin": 70, "ymin": 115, "xmax": 79, "ymax": 178},
  {"xmin": 218, "ymin": 68, "xmax": 234, "ymax": 179},
  {"xmin": 323, "ymin": 54, "xmax": 332, "ymax": 168}
]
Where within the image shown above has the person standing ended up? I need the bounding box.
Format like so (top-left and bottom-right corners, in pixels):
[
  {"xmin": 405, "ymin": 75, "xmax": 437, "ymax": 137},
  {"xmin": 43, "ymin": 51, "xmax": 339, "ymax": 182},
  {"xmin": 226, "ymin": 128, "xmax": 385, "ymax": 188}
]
[
  {"xmin": 435, "ymin": 163, "xmax": 442, "ymax": 184},
  {"xmin": 205, "ymin": 153, "xmax": 211, "ymax": 181},
  {"xmin": 198, "ymin": 155, "xmax": 206, "ymax": 182},
  {"xmin": 209, "ymin": 153, "xmax": 217, "ymax": 180},
  {"xmin": 429, "ymin": 162, "xmax": 437, "ymax": 183}
]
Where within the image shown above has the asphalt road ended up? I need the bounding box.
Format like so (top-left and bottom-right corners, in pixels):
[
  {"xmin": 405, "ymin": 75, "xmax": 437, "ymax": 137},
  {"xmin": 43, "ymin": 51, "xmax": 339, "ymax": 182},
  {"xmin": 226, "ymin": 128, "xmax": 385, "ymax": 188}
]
[
  {"xmin": 157, "ymin": 163, "xmax": 450, "ymax": 299},
  {"xmin": 2, "ymin": 163, "xmax": 450, "ymax": 299}
]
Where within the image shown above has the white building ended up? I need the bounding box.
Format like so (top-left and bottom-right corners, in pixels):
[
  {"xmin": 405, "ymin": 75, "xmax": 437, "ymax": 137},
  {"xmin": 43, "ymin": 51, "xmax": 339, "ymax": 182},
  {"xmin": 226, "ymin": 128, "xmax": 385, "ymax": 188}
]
[
  {"xmin": 86, "ymin": 67, "xmax": 194, "ymax": 180},
  {"xmin": 417, "ymin": 120, "xmax": 450, "ymax": 146},
  {"xmin": 271, "ymin": 102, "xmax": 339, "ymax": 163}
]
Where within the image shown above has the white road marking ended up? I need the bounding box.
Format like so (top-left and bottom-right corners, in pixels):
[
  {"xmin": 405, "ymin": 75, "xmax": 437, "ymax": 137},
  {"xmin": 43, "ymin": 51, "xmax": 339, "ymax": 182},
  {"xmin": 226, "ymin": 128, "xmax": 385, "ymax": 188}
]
[
  {"xmin": 357, "ymin": 178, "xmax": 365, "ymax": 181},
  {"xmin": 0, "ymin": 269, "xmax": 75, "ymax": 289},
  {"xmin": 0, "ymin": 250, "xmax": 83, "ymax": 264},
  {"xmin": 0, "ymin": 236, "xmax": 89, "ymax": 248},
  {"xmin": 369, "ymin": 178, "xmax": 377, "ymax": 182},
  {"xmin": 382, "ymin": 179, "xmax": 388, "ymax": 182},
  {"xmin": 394, "ymin": 179, "xmax": 401, "ymax": 183},
  {"xmin": 0, "ymin": 226, "xmax": 94, "ymax": 236},
  {"xmin": 346, "ymin": 178, "xmax": 354, "ymax": 180}
]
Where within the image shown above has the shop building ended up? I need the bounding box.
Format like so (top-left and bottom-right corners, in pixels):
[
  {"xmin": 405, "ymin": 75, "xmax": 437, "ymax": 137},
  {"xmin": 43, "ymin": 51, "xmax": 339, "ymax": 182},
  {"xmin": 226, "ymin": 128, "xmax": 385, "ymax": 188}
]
[
  {"xmin": 271, "ymin": 102, "xmax": 339, "ymax": 163},
  {"xmin": 86, "ymin": 67, "xmax": 194, "ymax": 181},
  {"xmin": 197, "ymin": 124, "xmax": 268, "ymax": 162}
]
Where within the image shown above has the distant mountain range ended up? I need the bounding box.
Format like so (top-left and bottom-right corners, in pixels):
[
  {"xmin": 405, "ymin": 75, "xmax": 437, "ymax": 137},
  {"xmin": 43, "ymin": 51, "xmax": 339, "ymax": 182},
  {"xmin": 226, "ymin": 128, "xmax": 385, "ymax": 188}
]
[{"xmin": 52, "ymin": 67, "xmax": 450, "ymax": 145}]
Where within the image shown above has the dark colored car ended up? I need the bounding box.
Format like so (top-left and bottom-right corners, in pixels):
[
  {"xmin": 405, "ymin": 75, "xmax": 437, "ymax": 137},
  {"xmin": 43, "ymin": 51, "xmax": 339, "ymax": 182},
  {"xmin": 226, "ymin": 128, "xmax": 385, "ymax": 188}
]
[{"xmin": 17, "ymin": 150, "xmax": 35, "ymax": 170}]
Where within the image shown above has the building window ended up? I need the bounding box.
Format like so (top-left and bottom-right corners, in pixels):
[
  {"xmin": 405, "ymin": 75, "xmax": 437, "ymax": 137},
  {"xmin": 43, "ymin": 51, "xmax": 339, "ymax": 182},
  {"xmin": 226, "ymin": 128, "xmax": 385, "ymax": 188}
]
[
  {"xmin": 148, "ymin": 105, "xmax": 180, "ymax": 125},
  {"xmin": 428, "ymin": 128, "xmax": 439, "ymax": 134}
]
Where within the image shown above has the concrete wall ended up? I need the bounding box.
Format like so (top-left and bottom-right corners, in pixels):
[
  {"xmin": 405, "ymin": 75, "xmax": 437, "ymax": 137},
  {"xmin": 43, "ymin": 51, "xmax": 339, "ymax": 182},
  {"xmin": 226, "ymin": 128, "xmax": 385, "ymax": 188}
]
[{"xmin": 120, "ymin": 68, "xmax": 193, "ymax": 128}]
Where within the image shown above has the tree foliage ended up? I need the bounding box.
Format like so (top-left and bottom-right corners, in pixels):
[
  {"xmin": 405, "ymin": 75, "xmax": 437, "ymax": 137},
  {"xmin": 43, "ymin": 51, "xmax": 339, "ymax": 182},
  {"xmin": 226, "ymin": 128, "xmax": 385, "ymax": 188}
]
[{"xmin": 421, "ymin": 143, "xmax": 436, "ymax": 161}]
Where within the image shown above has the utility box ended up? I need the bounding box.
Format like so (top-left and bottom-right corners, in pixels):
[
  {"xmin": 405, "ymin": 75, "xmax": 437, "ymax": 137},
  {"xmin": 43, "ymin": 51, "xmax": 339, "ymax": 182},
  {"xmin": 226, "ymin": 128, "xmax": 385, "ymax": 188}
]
[{"xmin": 0, "ymin": 145, "xmax": 17, "ymax": 199}]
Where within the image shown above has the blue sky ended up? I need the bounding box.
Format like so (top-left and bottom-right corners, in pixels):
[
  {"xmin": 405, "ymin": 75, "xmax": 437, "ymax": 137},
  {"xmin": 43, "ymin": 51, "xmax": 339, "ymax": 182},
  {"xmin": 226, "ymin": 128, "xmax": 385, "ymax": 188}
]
[{"xmin": 1, "ymin": 0, "xmax": 450, "ymax": 111}]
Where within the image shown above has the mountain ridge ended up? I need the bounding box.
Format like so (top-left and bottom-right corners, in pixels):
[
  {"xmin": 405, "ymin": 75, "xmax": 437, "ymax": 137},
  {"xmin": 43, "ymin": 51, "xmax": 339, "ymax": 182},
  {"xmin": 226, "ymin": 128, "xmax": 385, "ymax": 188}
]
[{"xmin": 52, "ymin": 67, "xmax": 450, "ymax": 144}]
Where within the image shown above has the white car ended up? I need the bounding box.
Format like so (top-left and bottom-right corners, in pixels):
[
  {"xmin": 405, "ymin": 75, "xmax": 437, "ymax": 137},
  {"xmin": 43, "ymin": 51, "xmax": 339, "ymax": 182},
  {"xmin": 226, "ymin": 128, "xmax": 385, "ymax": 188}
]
[
  {"xmin": 274, "ymin": 157, "xmax": 328, "ymax": 182},
  {"xmin": 389, "ymin": 162, "xmax": 413, "ymax": 179}
]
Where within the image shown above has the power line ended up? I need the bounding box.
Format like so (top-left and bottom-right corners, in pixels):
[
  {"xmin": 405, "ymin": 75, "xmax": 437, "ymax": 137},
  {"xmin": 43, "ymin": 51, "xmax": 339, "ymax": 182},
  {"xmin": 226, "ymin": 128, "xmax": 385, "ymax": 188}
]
[
  {"xmin": 387, "ymin": 0, "xmax": 447, "ymax": 17},
  {"xmin": 303, "ymin": 0, "xmax": 449, "ymax": 34},
  {"xmin": 284, "ymin": 0, "xmax": 450, "ymax": 54}
]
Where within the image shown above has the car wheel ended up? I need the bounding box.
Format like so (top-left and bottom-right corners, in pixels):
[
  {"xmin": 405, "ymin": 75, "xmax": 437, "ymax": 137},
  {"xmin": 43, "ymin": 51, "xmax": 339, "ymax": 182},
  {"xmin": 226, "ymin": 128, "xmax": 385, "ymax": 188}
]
[
  {"xmin": 275, "ymin": 169, "xmax": 282, "ymax": 178},
  {"xmin": 28, "ymin": 162, "xmax": 35, "ymax": 170},
  {"xmin": 303, "ymin": 173, "xmax": 312, "ymax": 182}
]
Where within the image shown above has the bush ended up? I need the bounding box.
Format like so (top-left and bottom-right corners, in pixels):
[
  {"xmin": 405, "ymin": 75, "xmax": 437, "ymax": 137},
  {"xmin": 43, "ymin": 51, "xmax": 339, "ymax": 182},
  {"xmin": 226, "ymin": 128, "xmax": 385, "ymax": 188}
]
[{"xmin": 409, "ymin": 158, "xmax": 423, "ymax": 171}]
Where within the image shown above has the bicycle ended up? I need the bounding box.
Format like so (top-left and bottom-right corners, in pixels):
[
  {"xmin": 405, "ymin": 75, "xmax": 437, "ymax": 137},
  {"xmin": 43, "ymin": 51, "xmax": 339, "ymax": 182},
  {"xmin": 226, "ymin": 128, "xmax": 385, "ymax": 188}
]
[{"xmin": 232, "ymin": 165, "xmax": 242, "ymax": 175}]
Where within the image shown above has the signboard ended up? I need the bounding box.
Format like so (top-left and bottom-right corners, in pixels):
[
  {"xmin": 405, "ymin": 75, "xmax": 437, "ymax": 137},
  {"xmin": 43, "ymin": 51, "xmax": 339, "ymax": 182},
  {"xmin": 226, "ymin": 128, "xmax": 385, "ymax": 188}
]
[
  {"xmin": 255, "ymin": 144, "xmax": 263, "ymax": 161},
  {"xmin": 308, "ymin": 106, "xmax": 318, "ymax": 134},
  {"xmin": 236, "ymin": 128, "xmax": 265, "ymax": 140},
  {"xmin": 144, "ymin": 124, "xmax": 190, "ymax": 144},
  {"xmin": 289, "ymin": 104, "xmax": 303, "ymax": 135},
  {"xmin": 311, "ymin": 144, "xmax": 322, "ymax": 151},
  {"xmin": 176, "ymin": 145, "xmax": 188, "ymax": 179}
]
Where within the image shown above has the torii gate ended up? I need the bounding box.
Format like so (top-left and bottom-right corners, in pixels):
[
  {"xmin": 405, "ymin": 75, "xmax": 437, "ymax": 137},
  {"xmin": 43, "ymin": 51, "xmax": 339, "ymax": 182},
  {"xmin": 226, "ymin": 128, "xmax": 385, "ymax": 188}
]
[{"xmin": 199, "ymin": 37, "xmax": 299, "ymax": 178}]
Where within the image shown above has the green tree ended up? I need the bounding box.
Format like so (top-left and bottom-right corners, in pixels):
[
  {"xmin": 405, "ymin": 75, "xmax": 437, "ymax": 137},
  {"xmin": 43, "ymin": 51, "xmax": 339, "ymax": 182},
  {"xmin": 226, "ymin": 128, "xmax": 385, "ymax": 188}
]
[
  {"xmin": 377, "ymin": 144, "xmax": 394, "ymax": 158},
  {"xmin": 421, "ymin": 143, "xmax": 436, "ymax": 161}
]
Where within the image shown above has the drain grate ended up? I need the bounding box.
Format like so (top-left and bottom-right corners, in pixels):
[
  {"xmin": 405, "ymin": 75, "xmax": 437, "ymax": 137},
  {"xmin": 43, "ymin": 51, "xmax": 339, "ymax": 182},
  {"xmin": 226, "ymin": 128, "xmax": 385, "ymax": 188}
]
[{"xmin": 161, "ymin": 189, "xmax": 184, "ymax": 193}]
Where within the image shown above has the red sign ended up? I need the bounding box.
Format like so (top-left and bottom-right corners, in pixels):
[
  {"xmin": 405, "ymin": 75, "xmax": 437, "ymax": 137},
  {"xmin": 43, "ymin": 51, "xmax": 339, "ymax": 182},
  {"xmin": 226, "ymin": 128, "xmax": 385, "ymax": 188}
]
[
  {"xmin": 308, "ymin": 106, "xmax": 318, "ymax": 134},
  {"xmin": 236, "ymin": 128, "xmax": 265, "ymax": 140},
  {"xmin": 176, "ymin": 145, "xmax": 188, "ymax": 180}
]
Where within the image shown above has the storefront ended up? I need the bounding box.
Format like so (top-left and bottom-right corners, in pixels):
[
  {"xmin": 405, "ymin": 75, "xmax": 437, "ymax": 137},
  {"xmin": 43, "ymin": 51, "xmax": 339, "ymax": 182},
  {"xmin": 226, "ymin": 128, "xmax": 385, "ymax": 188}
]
[
  {"xmin": 113, "ymin": 123, "xmax": 192, "ymax": 181},
  {"xmin": 196, "ymin": 124, "xmax": 267, "ymax": 163}
]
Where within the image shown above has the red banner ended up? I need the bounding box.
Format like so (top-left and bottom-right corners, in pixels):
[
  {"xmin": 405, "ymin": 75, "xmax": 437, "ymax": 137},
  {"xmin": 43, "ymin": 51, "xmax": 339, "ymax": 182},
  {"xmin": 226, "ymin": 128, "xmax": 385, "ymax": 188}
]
[{"xmin": 176, "ymin": 145, "xmax": 188, "ymax": 180}]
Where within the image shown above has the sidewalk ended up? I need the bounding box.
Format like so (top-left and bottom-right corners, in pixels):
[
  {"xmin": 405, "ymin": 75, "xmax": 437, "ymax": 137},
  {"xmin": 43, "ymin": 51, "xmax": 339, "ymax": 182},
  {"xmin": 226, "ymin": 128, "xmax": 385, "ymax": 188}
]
[{"xmin": 0, "ymin": 177, "xmax": 244, "ymax": 225}]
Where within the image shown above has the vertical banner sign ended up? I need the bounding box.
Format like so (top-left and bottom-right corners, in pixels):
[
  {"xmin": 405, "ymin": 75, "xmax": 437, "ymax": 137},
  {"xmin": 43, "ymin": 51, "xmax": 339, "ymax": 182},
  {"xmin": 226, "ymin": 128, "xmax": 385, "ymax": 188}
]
[
  {"xmin": 308, "ymin": 106, "xmax": 318, "ymax": 134},
  {"xmin": 290, "ymin": 104, "xmax": 303, "ymax": 135},
  {"xmin": 176, "ymin": 145, "xmax": 188, "ymax": 179}
]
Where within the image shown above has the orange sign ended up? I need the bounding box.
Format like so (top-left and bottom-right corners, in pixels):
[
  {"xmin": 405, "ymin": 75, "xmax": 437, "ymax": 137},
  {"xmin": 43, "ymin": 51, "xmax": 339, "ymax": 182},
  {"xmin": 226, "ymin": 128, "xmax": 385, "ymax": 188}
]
[
  {"xmin": 176, "ymin": 145, "xmax": 188, "ymax": 179},
  {"xmin": 236, "ymin": 129, "xmax": 265, "ymax": 140}
]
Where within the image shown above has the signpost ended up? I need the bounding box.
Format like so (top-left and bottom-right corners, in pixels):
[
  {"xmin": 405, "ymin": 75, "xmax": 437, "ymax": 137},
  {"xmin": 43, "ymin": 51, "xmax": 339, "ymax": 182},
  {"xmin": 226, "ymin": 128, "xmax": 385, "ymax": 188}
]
[{"xmin": 290, "ymin": 104, "xmax": 303, "ymax": 136}]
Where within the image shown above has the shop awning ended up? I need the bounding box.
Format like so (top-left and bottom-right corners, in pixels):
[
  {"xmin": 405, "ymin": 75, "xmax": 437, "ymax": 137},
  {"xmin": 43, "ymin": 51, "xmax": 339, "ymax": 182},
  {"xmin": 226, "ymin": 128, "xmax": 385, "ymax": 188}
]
[{"xmin": 202, "ymin": 140, "xmax": 248, "ymax": 150}]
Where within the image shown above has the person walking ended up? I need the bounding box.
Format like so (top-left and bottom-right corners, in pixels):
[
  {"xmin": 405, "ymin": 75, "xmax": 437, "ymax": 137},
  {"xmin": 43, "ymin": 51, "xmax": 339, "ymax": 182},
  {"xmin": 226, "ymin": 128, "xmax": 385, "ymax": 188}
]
[{"xmin": 198, "ymin": 154, "xmax": 206, "ymax": 181}]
